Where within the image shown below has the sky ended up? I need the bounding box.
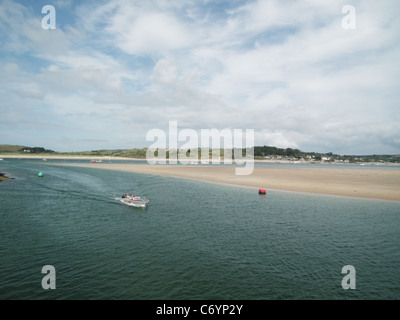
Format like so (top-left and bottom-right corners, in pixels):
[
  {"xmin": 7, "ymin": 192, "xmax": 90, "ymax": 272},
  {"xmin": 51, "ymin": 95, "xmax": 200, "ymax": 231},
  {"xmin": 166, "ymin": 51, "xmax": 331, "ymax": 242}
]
[{"xmin": 0, "ymin": 0, "xmax": 399, "ymax": 154}]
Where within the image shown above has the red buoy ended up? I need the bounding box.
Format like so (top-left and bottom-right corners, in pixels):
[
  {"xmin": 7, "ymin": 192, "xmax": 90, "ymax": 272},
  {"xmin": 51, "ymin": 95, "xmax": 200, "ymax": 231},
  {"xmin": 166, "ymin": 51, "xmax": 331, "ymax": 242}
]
[{"xmin": 259, "ymin": 188, "xmax": 266, "ymax": 194}]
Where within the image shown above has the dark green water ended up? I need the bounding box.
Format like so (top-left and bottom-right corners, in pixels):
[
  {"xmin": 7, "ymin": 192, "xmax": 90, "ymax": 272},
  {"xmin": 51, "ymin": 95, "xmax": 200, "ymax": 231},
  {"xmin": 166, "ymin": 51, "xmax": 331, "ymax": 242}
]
[{"xmin": 0, "ymin": 159, "xmax": 399, "ymax": 299}]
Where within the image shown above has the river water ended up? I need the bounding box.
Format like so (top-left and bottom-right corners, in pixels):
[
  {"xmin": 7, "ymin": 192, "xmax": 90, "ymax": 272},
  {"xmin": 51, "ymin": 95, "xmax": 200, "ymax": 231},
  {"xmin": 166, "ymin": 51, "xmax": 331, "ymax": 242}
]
[{"xmin": 0, "ymin": 159, "xmax": 399, "ymax": 299}]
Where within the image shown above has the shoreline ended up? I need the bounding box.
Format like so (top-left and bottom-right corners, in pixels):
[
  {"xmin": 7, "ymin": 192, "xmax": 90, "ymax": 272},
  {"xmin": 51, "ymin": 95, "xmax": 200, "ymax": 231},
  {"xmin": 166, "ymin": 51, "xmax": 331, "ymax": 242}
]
[
  {"xmin": 1, "ymin": 154, "xmax": 399, "ymax": 167},
  {"xmin": 0, "ymin": 154, "xmax": 144, "ymax": 161},
  {"xmin": 58, "ymin": 163, "xmax": 400, "ymax": 202}
]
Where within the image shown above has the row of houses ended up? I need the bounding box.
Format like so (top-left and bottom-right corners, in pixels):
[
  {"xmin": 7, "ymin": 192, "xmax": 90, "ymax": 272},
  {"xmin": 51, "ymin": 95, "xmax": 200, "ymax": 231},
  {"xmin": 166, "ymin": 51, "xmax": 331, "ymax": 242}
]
[{"xmin": 263, "ymin": 155, "xmax": 351, "ymax": 163}]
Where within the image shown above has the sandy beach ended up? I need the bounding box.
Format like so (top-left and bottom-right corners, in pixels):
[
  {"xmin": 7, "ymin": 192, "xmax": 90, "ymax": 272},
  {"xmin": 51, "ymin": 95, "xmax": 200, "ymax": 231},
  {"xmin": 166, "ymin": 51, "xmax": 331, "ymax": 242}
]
[{"xmin": 62, "ymin": 163, "xmax": 400, "ymax": 201}]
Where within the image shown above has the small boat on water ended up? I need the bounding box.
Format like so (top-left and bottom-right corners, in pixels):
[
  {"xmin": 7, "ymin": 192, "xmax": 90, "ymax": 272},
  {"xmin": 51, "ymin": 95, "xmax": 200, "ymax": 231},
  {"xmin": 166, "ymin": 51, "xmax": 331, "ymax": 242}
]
[{"xmin": 119, "ymin": 193, "xmax": 149, "ymax": 208}]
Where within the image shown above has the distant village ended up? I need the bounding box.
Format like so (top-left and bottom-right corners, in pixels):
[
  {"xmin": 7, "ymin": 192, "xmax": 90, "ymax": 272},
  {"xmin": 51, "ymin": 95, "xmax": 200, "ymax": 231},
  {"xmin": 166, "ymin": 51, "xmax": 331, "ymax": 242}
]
[
  {"xmin": 253, "ymin": 146, "xmax": 399, "ymax": 164},
  {"xmin": 261, "ymin": 154, "xmax": 387, "ymax": 164},
  {"xmin": 258, "ymin": 152, "xmax": 399, "ymax": 164},
  {"xmin": 1, "ymin": 145, "xmax": 399, "ymax": 164}
]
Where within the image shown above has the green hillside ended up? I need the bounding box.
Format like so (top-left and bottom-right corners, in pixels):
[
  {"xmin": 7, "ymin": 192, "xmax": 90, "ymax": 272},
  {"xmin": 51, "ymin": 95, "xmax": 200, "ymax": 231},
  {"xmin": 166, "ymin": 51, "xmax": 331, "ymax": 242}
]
[
  {"xmin": 0, "ymin": 144, "xmax": 398, "ymax": 162},
  {"xmin": 58, "ymin": 148, "xmax": 147, "ymax": 158},
  {"xmin": 0, "ymin": 145, "xmax": 28, "ymax": 153},
  {"xmin": 0, "ymin": 145, "xmax": 55, "ymax": 154}
]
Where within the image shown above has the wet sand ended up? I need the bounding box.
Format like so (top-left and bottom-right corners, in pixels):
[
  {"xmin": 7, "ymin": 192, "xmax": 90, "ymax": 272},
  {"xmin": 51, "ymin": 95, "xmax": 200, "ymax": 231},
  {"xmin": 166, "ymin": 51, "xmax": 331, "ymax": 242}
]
[
  {"xmin": 63, "ymin": 163, "xmax": 400, "ymax": 201},
  {"xmin": 0, "ymin": 173, "xmax": 13, "ymax": 182}
]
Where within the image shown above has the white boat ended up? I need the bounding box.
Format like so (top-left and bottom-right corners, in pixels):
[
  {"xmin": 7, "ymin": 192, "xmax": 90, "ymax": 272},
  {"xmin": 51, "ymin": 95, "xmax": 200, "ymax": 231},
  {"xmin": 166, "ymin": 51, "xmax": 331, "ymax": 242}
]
[{"xmin": 119, "ymin": 194, "xmax": 149, "ymax": 208}]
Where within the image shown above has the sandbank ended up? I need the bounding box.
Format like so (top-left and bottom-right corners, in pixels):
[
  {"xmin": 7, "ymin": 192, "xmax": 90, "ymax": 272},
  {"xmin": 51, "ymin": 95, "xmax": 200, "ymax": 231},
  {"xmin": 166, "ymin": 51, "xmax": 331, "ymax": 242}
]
[
  {"xmin": 61, "ymin": 163, "xmax": 400, "ymax": 201},
  {"xmin": 0, "ymin": 154, "xmax": 143, "ymax": 161},
  {"xmin": 0, "ymin": 172, "xmax": 13, "ymax": 182}
]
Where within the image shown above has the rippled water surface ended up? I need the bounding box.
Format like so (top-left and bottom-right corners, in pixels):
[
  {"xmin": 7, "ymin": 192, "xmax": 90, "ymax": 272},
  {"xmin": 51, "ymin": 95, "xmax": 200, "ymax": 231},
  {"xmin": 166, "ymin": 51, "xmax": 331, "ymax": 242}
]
[{"xmin": 0, "ymin": 159, "xmax": 399, "ymax": 299}]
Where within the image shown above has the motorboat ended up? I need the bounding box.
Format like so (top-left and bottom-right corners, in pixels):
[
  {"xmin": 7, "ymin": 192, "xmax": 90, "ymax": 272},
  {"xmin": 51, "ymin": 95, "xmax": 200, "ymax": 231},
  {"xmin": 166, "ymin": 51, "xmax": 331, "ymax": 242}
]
[{"xmin": 119, "ymin": 193, "xmax": 149, "ymax": 208}]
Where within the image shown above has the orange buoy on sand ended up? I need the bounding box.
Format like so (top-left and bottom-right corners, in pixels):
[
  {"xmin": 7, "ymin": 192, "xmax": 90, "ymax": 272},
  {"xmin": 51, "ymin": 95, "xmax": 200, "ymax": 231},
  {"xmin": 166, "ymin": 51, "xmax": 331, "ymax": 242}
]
[{"xmin": 259, "ymin": 188, "xmax": 266, "ymax": 194}]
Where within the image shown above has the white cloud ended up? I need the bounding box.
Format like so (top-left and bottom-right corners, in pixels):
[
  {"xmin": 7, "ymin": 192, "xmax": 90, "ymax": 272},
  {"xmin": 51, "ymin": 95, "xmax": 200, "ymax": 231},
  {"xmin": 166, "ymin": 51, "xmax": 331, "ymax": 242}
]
[
  {"xmin": 153, "ymin": 59, "xmax": 177, "ymax": 85},
  {"xmin": 262, "ymin": 131, "xmax": 300, "ymax": 149},
  {"xmin": 112, "ymin": 12, "xmax": 191, "ymax": 55},
  {"xmin": 54, "ymin": 0, "xmax": 73, "ymax": 8},
  {"xmin": 1, "ymin": 0, "xmax": 399, "ymax": 154}
]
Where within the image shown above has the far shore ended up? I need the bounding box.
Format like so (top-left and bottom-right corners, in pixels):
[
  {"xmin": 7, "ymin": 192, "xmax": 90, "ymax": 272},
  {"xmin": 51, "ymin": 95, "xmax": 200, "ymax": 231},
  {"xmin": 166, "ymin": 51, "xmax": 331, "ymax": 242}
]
[
  {"xmin": 0, "ymin": 154, "xmax": 144, "ymax": 161},
  {"xmin": 58, "ymin": 163, "xmax": 400, "ymax": 202},
  {"xmin": 1, "ymin": 154, "xmax": 399, "ymax": 166}
]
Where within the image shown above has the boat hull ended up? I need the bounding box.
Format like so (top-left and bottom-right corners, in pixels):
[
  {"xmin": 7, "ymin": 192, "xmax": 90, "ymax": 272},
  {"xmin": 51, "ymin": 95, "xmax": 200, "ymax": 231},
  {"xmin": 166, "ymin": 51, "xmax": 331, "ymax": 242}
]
[{"xmin": 119, "ymin": 198, "xmax": 149, "ymax": 208}]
